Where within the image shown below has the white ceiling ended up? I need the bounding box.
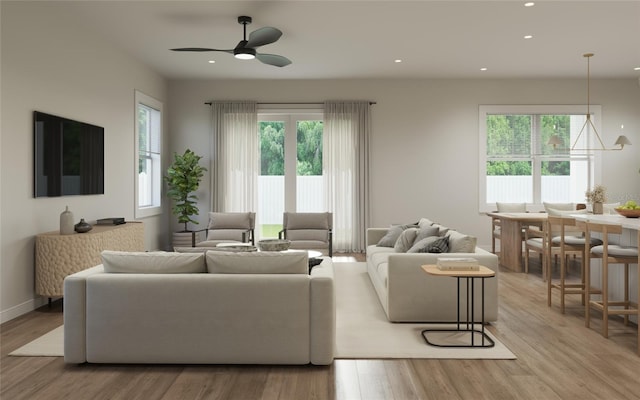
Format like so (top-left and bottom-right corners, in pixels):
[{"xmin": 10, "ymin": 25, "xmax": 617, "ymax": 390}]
[{"xmin": 45, "ymin": 0, "xmax": 640, "ymax": 80}]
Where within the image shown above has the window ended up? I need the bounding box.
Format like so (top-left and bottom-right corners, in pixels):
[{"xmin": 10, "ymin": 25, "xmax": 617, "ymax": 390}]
[
  {"xmin": 478, "ymin": 105, "xmax": 601, "ymax": 212},
  {"xmin": 135, "ymin": 91, "xmax": 162, "ymax": 218},
  {"xmin": 258, "ymin": 111, "xmax": 324, "ymax": 238}
]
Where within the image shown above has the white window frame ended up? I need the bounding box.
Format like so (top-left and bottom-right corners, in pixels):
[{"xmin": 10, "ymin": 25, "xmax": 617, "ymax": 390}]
[
  {"xmin": 478, "ymin": 105, "xmax": 602, "ymax": 213},
  {"xmin": 134, "ymin": 90, "xmax": 163, "ymax": 218}
]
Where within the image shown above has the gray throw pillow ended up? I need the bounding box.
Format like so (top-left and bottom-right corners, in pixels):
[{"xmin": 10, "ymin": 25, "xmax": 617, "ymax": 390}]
[
  {"xmin": 414, "ymin": 226, "xmax": 439, "ymax": 243},
  {"xmin": 394, "ymin": 228, "xmax": 419, "ymax": 252},
  {"xmin": 377, "ymin": 224, "xmax": 417, "ymax": 247},
  {"xmin": 408, "ymin": 236, "xmax": 449, "ymax": 253}
]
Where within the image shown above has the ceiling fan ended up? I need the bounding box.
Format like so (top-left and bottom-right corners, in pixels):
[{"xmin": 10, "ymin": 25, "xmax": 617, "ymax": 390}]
[{"xmin": 171, "ymin": 16, "xmax": 292, "ymax": 67}]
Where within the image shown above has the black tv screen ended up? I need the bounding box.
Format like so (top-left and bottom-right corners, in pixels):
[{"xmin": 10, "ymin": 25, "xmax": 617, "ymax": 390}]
[{"xmin": 34, "ymin": 111, "xmax": 104, "ymax": 197}]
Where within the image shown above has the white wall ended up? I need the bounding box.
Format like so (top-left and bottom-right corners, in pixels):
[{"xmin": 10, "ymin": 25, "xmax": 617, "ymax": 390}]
[
  {"xmin": 168, "ymin": 78, "xmax": 640, "ymax": 249},
  {"xmin": 0, "ymin": 2, "xmax": 169, "ymax": 322}
]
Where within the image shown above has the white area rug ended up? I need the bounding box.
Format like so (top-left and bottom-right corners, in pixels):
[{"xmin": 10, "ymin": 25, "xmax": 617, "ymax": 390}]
[
  {"xmin": 9, "ymin": 325, "xmax": 63, "ymax": 356},
  {"xmin": 335, "ymin": 262, "xmax": 516, "ymax": 359},
  {"xmin": 10, "ymin": 262, "xmax": 516, "ymax": 360}
]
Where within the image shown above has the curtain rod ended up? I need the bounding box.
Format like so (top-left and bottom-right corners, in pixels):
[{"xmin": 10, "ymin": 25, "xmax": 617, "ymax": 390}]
[{"xmin": 204, "ymin": 101, "xmax": 376, "ymax": 106}]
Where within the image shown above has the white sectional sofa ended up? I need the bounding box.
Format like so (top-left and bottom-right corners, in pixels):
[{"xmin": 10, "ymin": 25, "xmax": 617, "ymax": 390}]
[
  {"xmin": 366, "ymin": 218, "xmax": 499, "ymax": 322},
  {"xmin": 64, "ymin": 250, "xmax": 335, "ymax": 365}
]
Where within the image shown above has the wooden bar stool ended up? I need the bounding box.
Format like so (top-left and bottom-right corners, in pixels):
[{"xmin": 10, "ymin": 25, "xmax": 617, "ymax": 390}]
[
  {"xmin": 547, "ymin": 216, "xmax": 601, "ymax": 313},
  {"xmin": 583, "ymin": 221, "xmax": 639, "ymax": 352}
]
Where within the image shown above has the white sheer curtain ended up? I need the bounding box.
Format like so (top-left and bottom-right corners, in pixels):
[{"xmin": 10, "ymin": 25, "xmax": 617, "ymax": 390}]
[
  {"xmin": 210, "ymin": 101, "xmax": 258, "ymax": 212},
  {"xmin": 323, "ymin": 101, "xmax": 371, "ymax": 252}
]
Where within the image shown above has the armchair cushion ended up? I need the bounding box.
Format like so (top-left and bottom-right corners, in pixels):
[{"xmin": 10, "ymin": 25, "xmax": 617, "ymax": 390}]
[
  {"xmin": 285, "ymin": 229, "xmax": 329, "ymax": 242},
  {"xmin": 285, "ymin": 212, "xmax": 331, "ymax": 230},
  {"xmin": 206, "ymin": 229, "xmax": 249, "ymax": 242},
  {"xmin": 208, "ymin": 212, "xmax": 253, "ymax": 229}
]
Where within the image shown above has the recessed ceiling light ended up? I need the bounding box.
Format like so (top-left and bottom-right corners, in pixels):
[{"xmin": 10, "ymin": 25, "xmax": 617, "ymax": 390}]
[
  {"xmin": 208, "ymin": 60, "xmax": 216, "ymax": 64},
  {"xmin": 524, "ymin": 35, "xmax": 533, "ymax": 39},
  {"xmin": 394, "ymin": 59, "xmax": 402, "ymax": 63},
  {"xmin": 480, "ymin": 67, "xmax": 488, "ymax": 71},
  {"xmin": 634, "ymin": 67, "xmax": 640, "ymax": 71},
  {"xmin": 524, "ymin": 2, "xmax": 535, "ymax": 7}
]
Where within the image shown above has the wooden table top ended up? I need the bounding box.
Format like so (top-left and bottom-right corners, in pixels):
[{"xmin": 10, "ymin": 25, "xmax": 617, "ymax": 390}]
[
  {"xmin": 485, "ymin": 212, "xmax": 548, "ymax": 222},
  {"xmin": 422, "ymin": 264, "xmax": 496, "ymax": 278}
]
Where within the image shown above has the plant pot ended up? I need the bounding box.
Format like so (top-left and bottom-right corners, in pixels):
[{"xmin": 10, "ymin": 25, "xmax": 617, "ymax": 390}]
[
  {"xmin": 593, "ymin": 202, "xmax": 603, "ymax": 215},
  {"xmin": 172, "ymin": 231, "xmax": 206, "ymax": 248}
]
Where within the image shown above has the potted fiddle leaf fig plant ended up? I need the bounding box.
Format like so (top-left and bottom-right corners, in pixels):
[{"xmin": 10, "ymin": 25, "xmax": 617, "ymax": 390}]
[{"xmin": 165, "ymin": 149, "xmax": 207, "ymax": 246}]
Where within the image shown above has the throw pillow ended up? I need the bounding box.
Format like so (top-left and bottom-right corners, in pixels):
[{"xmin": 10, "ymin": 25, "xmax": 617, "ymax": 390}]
[
  {"xmin": 418, "ymin": 218, "xmax": 434, "ymax": 229},
  {"xmin": 414, "ymin": 226, "xmax": 439, "ymax": 243},
  {"xmin": 376, "ymin": 224, "xmax": 417, "ymax": 247},
  {"xmin": 431, "ymin": 223, "xmax": 450, "ymax": 236},
  {"xmin": 408, "ymin": 236, "xmax": 449, "ymax": 253},
  {"xmin": 445, "ymin": 230, "xmax": 477, "ymax": 253},
  {"xmin": 394, "ymin": 228, "xmax": 419, "ymax": 253}
]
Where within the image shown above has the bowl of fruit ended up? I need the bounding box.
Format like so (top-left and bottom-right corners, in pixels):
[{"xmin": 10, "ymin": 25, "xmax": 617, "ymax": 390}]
[{"xmin": 615, "ymin": 201, "xmax": 640, "ymax": 218}]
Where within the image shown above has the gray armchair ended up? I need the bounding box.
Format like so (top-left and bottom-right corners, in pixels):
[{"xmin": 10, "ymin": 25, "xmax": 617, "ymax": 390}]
[
  {"xmin": 279, "ymin": 212, "xmax": 333, "ymax": 257},
  {"xmin": 195, "ymin": 212, "xmax": 256, "ymax": 248}
]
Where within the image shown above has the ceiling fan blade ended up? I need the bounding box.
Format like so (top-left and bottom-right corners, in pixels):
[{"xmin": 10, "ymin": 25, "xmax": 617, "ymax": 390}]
[
  {"xmin": 171, "ymin": 48, "xmax": 233, "ymax": 53},
  {"xmin": 246, "ymin": 27, "xmax": 282, "ymax": 48},
  {"xmin": 256, "ymin": 53, "xmax": 292, "ymax": 67}
]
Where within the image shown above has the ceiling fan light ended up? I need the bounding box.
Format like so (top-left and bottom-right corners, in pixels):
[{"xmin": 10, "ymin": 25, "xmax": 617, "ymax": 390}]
[{"xmin": 234, "ymin": 48, "xmax": 256, "ymax": 60}]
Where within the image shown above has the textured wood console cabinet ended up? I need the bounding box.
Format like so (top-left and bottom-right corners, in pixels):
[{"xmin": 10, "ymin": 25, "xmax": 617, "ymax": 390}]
[{"xmin": 35, "ymin": 222, "xmax": 144, "ymax": 298}]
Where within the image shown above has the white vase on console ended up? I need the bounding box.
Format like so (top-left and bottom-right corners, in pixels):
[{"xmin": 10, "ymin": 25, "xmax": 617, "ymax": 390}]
[{"xmin": 60, "ymin": 206, "xmax": 75, "ymax": 235}]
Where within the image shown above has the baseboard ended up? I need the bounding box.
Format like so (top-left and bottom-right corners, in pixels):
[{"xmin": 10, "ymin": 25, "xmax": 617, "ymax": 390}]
[{"xmin": 0, "ymin": 297, "xmax": 48, "ymax": 324}]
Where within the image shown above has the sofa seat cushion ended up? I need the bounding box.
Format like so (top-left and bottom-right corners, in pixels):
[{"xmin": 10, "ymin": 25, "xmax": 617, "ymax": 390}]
[
  {"xmin": 206, "ymin": 251, "xmax": 308, "ymax": 274},
  {"xmin": 367, "ymin": 244, "xmax": 394, "ymax": 260},
  {"xmin": 102, "ymin": 251, "xmax": 206, "ymax": 273}
]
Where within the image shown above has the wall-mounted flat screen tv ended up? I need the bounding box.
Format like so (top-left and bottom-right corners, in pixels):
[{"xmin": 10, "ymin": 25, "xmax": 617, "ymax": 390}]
[{"xmin": 34, "ymin": 111, "xmax": 104, "ymax": 197}]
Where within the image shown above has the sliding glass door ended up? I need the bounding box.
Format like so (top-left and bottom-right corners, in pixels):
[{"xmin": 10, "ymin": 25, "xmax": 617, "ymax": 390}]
[{"xmin": 258, "ymin": 113, "xmax": 324, "ymax": 238}]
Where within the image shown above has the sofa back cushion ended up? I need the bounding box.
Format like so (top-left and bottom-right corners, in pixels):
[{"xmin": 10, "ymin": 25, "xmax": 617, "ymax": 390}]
[
  {"xmin": 206, "ymin": 251, "xmax": 308, "ymax": 274},
  {"xmin": 102, "ymin": 251, "xmax": 206, "ymax": 273}
]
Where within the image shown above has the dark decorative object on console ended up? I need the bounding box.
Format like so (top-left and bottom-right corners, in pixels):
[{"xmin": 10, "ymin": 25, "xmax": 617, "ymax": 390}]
[{"xmin": 74, "ymin": 219, "xmax": 92, "ymax": 233}]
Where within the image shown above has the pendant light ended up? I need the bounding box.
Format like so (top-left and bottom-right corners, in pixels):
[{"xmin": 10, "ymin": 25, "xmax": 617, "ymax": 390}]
[{"xmin": 547, "ymin": 53, "xmax": 631, "ymax": 151}]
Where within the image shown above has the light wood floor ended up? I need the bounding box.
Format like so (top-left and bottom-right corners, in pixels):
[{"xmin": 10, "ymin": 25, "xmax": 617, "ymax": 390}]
[{"xmin": 2, "ymin": 254, "xmax": 640, "ymax": 400}]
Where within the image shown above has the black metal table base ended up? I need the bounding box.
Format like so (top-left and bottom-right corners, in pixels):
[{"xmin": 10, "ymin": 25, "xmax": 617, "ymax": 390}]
[
  {"xmin": 422, "ymin": 328, "xmax": 495, "ymax": 348},
  {"xmin": 422, "ymin": 275, "xmax": 495, "ymax": 348}
]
